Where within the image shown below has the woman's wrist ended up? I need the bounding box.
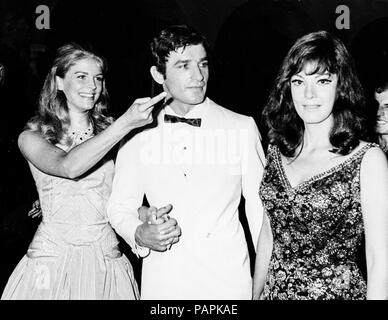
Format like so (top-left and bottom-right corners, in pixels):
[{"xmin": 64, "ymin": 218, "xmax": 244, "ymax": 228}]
[{"xmin": 113, "ymin": 115, "xmax": 136, "ymax": 136}]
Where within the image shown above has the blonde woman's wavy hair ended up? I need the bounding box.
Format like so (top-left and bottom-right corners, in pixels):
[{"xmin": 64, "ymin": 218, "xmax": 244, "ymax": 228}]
[{"xmin": 26, "ymin": 43, "xmax": 113, "ymax": 145}]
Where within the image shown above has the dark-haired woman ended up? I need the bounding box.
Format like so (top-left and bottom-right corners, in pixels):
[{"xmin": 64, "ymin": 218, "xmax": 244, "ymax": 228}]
[
  {"xmin": 253, "ymin": 31, "xmax": 388, "ymax": 300},
  {"xmin": 1, "ymin": 43, "xmax": 168, "ymax": 299}
]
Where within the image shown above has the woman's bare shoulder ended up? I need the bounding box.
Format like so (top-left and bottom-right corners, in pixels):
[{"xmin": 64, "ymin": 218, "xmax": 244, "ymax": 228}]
[
  {"xmin": 359, "ymin": 141, "xmax": 387, "ymax": 172},
  {"xmin": 18, "ymin": 130, "xmax": 50, "ymax": 152}
]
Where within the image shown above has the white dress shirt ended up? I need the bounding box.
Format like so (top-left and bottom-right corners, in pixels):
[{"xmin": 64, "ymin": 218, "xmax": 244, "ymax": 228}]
[{"xmin": 107, "ymin": 97, "xmax": 265, "ymax": 299}]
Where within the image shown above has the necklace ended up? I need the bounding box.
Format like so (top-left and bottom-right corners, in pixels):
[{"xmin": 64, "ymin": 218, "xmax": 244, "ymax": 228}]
[{"xmin": 68, "ymin": 123, "xmax": 94, "ymax": 144}]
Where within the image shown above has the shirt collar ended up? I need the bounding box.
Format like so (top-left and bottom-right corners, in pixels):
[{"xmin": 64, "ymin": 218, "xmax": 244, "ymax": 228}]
[{"xmin": 163, "ymin": 97, "xmax": 209, "ymax": 119}]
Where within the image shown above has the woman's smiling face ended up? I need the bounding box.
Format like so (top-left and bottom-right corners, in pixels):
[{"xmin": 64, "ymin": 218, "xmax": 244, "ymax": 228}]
[
  {"xmin": 56, "ymin": 58, "xmax": 103, "ymax": 113},
  {"xmin": 290, "ymin": 61, "xmax": 338, "ymax": 125}
]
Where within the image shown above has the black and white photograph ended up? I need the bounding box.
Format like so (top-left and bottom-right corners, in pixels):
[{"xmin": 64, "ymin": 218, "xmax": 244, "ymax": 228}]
[{"xmin": 0, "ymin": 0, "xmax": 388, "ymax": 314}]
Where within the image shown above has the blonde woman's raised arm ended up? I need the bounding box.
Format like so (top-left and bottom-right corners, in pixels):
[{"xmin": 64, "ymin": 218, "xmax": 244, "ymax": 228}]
[{"xmin": 19, "ymin": 93, "xmax": 166, "ymax": 179}]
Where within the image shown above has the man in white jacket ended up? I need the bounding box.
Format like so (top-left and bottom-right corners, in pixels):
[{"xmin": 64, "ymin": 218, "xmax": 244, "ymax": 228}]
[{"xmin": 107, "ymin": 25, "xmax": 266, "ymax": 299}]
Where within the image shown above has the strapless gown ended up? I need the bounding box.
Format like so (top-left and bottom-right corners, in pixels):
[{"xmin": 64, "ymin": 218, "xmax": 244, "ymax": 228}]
[{"xmin": 1, "ymin": 141, "xmax": 139, "ymax": 300}]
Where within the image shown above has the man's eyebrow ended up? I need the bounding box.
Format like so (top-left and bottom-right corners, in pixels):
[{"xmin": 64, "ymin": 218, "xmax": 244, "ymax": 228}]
[
  {"xmin": 173, "ymin": 57, "xmax": 208, "ymax": 66},
  {"xmin": 173, "ymin": 59, "xmax": 190, "ymax": 66}
]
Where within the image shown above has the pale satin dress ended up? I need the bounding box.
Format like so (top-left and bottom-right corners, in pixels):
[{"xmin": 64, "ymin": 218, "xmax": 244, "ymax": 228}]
[{"xmin": 1, "ymin": 134, "xmax": 139, "ymax": 300}]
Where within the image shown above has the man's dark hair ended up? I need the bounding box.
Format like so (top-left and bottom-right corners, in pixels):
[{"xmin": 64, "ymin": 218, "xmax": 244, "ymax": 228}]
[{"xmin": 150, "ymin": 24, "xmax": 210, "ymax": 76}]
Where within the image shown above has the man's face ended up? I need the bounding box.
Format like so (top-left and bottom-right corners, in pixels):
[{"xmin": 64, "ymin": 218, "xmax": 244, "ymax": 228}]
[
  {"xmin": 163, "ymin": 44, "xmax": 209, "ymax": 110},
  {"xmin": 375, "ymin": 89, "xmax": 388, "ymax": 135}
]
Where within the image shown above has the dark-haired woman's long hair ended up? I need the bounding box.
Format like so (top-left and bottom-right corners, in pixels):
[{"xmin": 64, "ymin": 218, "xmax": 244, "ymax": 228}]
[{"xmin": 263, "ymin": 30, "xmax": 370, "ymax": 157}]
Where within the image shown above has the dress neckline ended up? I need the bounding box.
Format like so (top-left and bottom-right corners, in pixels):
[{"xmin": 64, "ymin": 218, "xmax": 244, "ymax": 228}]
[{"xmin": 274, "ymin": 143, "xmax": 373, "ymax": 192}]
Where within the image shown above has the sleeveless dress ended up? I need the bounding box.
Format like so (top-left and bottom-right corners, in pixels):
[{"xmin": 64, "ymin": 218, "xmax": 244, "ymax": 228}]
[
  {"xmin": 259, "ymin": 143, "xmax": 377, "ymax": 300},
  {"xmin": 1, "ymin": 137, "xmax": 139, "ymax": 300}
]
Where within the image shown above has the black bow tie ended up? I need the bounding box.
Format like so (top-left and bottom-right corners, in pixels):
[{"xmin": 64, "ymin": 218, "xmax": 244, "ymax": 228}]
[{"xmin": 164, "ymin": 114, "xmax": 202, "ymax": 127}]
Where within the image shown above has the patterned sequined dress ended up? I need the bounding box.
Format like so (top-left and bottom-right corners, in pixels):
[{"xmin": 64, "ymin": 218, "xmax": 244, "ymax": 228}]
[
  {"xmin": 259, "ymin": 143, "xmax": 376, "ymax": 300},
  {"xmin": 1, "ymin": 136, "xmax": 139, "ymax": 300}
]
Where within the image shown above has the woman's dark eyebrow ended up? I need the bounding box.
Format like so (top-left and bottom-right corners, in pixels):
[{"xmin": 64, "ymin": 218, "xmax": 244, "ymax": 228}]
[{"xmin": 315, "ymin": 71, "xmax": 331, "ymax": 76}]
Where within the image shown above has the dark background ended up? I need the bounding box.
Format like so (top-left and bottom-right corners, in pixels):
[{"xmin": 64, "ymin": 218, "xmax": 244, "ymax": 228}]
[{"xmin": 1, "ymin": 0, "xmax": 388, "ymax": 293}]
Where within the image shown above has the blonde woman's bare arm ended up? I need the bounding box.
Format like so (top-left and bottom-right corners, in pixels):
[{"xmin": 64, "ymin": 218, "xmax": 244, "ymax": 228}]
[{"xmin": 19, "ymin": 93, "xmax": 166, "ymax": 179}]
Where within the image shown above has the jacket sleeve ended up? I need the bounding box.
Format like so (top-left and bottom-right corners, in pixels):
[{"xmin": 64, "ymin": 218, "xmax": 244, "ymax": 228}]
[{"xmin": 106, "ymin": 136, "xmax": 150, "ymax": 257}]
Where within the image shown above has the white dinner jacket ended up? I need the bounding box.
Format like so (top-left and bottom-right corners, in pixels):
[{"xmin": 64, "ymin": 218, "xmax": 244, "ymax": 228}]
[{"xmin": 107, "ymin": 97, "xmax": 265, "ymax": 299}]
